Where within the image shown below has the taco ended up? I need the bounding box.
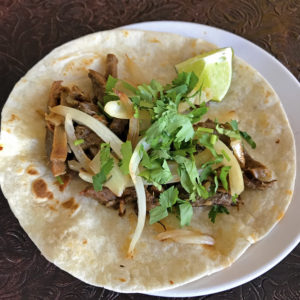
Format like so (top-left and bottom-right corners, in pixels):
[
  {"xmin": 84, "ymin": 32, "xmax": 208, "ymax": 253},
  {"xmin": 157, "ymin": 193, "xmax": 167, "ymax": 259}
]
[{"xmin": 0, "ymin": 29, "xmax": 296, "ymax": 292}]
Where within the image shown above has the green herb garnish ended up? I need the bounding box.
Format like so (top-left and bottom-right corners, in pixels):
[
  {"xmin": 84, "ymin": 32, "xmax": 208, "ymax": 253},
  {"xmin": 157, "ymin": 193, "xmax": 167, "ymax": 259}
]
[
  {"xmin": 74, "ymin": 139, "xmax": 84, "ymax": 146},
  {"xmin": 119, "ymin": 141, "xmax": 133, "ymax": 175},
  {"xmin": 208, "ymin": 205, "xmax": 229, "ymax": 223},
  {"xmin": 92, "ymin": 143, "xmax": 114, "ymax": 191},
  {"xmin": 56, "ymin": 176, "xmax": 64, "ymax": 185}
]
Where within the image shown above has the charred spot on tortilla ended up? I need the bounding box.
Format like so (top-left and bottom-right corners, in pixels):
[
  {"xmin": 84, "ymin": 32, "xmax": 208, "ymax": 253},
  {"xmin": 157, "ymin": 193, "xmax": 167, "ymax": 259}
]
[
  {"xmin": 0, "ymin": 145, "xmax": 3, "ymax": 151},
  {"xmin": 8, "ymin": 113, "xmax": 20, "ymax": 122},
  {"xmin": 62, "ymin": 197, "xmax": 79, "ymax": 211},
  {"xmin": 32, "ymin": 179, "xmax": 53, "ymax": 199},
  {"xmin": 54, "ymin": 174, "xmax": 71, "ymax": 192},
  {"xmin": 26, "ymin": 166, "xmax": 39, "ymax": 175}
]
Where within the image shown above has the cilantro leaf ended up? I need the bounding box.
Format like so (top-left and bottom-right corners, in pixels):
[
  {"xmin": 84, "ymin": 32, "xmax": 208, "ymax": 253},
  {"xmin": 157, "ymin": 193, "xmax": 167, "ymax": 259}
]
[
  {"xmin": 240, "ymin": 130, "xmax": 256, "ymax": 149},
  {"xmin": 119, "ymin": 141, "xmax": 133, "ymax": 175},
  {"xmin": 139, "ymin": 160, "xmax": 172, "ymax": 187},
  {"xmin": 121, "ymin": 80, "xmax": 138, "ymax": 94},
  {"xmin": 229, "ymin": 120, "xmax": 239, "ymax": 131},
  {"xmin": 199, "ymin": 133, "xmax": 218, "ymax": 157},
  {"xmin": 208, "ymin": 205, "xmax": 229, "ymax": 223},
  {"xmin": 179, "ymin": 202, "xmax": 193, "ymax": 226},
  {"xmin": 159, "ymin": 186, "xmax": 179, "ymax": 208},
  {"xmin": 149, "ymin": 206, "xmax": 168, "ymax": 224},
  {"xmin": 214, "ymin": 174, "xmax": 219, "ymax": 193},
  {"xmin": 92, "ymin": 143, "xmax": 114, "ymax": 191},
  {"xmin": 188, "ymin": 105, "xmax": 208, "ymax": 124},
  {"xmin": 105, "ymin": 75, "xmax": 118, "ymax": 92},
  {"xmin": 229, "ymin": 120, "xmax": 256, "ymax": 149},
  {"xmin": 216, "ymin": 123, "xmax": 240, "ymax": 139},
  {"xmin": 219, "ymin": 166, "xmax": 231, "ymax": 191},
  {"xmin": 232, "ymin": 193, "xmax": 238, "ymax": 204}
]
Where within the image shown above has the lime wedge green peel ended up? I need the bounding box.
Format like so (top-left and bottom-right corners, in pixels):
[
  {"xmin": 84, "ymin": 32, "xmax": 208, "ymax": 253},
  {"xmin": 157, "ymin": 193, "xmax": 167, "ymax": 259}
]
[{"xmin": 175, "ymin": 47, "xmax": 233, "ymax": 102}]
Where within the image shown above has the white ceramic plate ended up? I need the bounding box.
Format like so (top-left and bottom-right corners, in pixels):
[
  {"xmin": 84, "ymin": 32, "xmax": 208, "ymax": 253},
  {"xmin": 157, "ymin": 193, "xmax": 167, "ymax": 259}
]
[{"xmin": 122, "ymin": 21, "xmax": 300, "ymax": 297}]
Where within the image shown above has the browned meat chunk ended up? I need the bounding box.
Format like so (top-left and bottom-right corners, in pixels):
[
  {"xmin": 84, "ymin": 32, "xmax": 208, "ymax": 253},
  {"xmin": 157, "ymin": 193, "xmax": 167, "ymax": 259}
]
[
  {"xmin": 93, "ymin": 114, "xmax": 108, "ymax": 126},
  {"xmin": 88, "ymin": 69, "xmax": 106, "ymax": 104},
  {"xmin": 244, "ymin": 150, "xmax": 272, "ymax": 181},
  {"xmin": 109, "ymin": 118, "xmax": 128, "ymax": 139},
  {"xmin": 48, "ymin": 81, "xmax": 67, "ymax": 108},
  {"xmin": 192, "ymin": 193, "xmax": 233, "ymax": 207},
  {"xmin": 70, "ymin": 85, "xmax": 90, "ymax": 102},
  {"xmin": 50, "ymin": 125, "xmax": 68, "ymax": 176},
  {"xmin": 242, "ymin": 150, "xmax": 275, "ymax": 190},
  {"xmin": 75, "ymin": 125, "xmax": 102, "ymax": 157},
  {"xmin": 105, "ymin": 54, "xmax": 118, "ymax": 79},
  {"xmin": 78, "ymin": 102, "xmax": 99, "ymax": 115},
  {"xmin": 243, "ymin": 174, "xmax": 275, "ymax": 190},
  {"xmin": 81, "ymin": 186, "xmax": 118, "ymax": 207}
]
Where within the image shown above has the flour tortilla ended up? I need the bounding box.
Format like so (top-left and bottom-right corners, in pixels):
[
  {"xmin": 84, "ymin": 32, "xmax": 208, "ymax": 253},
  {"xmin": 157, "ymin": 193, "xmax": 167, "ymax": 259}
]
[{"xmin": 0, "ymin": 29, "xmax": 296, "ymax": 292}]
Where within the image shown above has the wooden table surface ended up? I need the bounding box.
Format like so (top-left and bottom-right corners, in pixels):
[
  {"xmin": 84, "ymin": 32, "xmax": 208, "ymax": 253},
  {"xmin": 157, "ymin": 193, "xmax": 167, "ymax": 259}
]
[{"xmin": 0, "ymin": 1, "xmax": 299, "ymax": 299}]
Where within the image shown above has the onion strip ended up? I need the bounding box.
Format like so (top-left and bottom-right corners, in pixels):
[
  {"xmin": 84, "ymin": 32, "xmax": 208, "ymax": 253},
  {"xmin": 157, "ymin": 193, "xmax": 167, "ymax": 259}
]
[
  {"xmin": 52, "ymin": 105, "xmax": 123, "ymax": 158},
  {"xmin": 127, "ymin": 138, "xmax": 150, "ymax": 256},
  {"xmin": 214, "ymin": 140, "xmax": 244, "ymax": 195},
  {"xmin": 64, "ymin": 113, "xmax": 92, "ymax": 172},
  {"xmin": 157, "ymin": 229, "xmax": 214, "ymax": 245},
  {"xmin": 127, "ymin": 117, "xmax": 139, "ymax": 148}
]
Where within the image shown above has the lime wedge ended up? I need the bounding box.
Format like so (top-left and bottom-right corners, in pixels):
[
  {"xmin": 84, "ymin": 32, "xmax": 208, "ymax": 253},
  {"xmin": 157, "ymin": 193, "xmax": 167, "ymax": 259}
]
[{"xmin": 175, "ymin": 47, "xmax": 233, "ymax": 102}]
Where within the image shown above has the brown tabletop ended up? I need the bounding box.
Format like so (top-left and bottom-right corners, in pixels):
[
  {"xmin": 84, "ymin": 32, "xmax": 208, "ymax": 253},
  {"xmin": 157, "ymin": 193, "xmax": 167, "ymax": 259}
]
[{"xmin": 0, "ymin": 1, "xmax": 299, "ymax": 299}]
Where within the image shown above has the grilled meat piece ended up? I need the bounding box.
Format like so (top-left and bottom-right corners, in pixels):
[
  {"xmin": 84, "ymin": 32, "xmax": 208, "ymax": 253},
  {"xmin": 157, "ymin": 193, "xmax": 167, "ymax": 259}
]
[
  {"xmin": 105, "ymin": 54, "xmax": 118, "ymax": 79},
  {"xmin": 93, "ymin": 114, "xmax": 108, "ymax": 126},
  {"xmin": 243, "ymin": 174, "xmax": 275, "ymax": 190},
  {"xmin": 81, "ymin": 186, "xmax": 118, "ymax": 207},
  {"xmin": 48, "ymin": 81, "xmax": 68, "ymax": 108},
  {"xmin": 192, "ymin": 193, "xmax": 233, "ymax": 207},
  {"xmin": 78, "ymin": 102, "xmax": 99, "ymax": 115},
  {"xmin": 70, "ymin": 85, "xmax": 90, "ymax": 102},
  {"xmin": 88, "ymin": 69, "xmax": 106, "ymax": 104},
  {"xmin": 109, "ymin": 118, "xmax": 128, "ymax": 140},
  {"xmin": 242, "ymin": 149, "xmax": 275, "ymax": 190},
  {"xmin": 75, "ymin": 125, "xmax": 102, "ymax": 157},
  {"xmin": 50, "ymin": 125, "xmax": 68, "ymax": 176}
]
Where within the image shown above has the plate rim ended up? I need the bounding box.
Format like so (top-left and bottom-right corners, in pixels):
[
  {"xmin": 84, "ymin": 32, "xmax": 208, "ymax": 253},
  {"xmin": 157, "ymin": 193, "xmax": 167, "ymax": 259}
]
[{"xmin": 122, "ymin": 20, "xmax": 300, "ymax": 297}]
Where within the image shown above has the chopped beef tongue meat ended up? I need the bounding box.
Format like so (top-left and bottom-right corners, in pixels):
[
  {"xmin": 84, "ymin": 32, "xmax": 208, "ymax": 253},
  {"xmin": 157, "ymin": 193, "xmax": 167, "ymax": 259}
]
[
  {"xmin": 78, "ymin": 102, "xmax": 100, "ymax": 115},
  {"xmin": 81, "ymin": 187, "xmax": 118, "ymax": 207},
  {"xmin": 192, "ymin": 193, "xmax": 233, "ymax": 207},
  {"xmin": 50, "ymin": 125, "xmax": 68, "ymax": 176},
  {"xmin": 88, "ymin": 69, "xmax": 106, "ymax": 104},
  {"xmin": 242, "ymin": 150, "xmax": 276, "ymax": 190},
  {"xmin": 81, "ymin": 185, "xmax": 162, "ymax": 216},
  {"xmin": 109, "ymin": 118, "xmax": 129, "ymax": 139},
  {"xmin": 75, "ymin": 125, "xmax": 103, "ymax": 157},
  {"xmin": 105, "ymin": 53, "xmax": 118, "ymax": 79}
]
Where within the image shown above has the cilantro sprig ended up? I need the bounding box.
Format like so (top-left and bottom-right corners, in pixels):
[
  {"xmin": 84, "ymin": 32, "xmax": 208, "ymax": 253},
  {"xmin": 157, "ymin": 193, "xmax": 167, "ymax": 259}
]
[{"xmin": 92, "ymin": 143, "xmax": 114, "ymax": 191}]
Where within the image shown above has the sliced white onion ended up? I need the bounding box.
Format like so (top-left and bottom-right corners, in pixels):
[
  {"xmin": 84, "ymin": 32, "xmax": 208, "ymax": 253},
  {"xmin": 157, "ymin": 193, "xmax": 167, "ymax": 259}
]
[
  {"xmin": 68, "ymin": 160, "xmax": 82, "ymax": 172},
  {"xmin": 230, "ymin": 139, "xmax": 245, "ymax": 167},
  {"xmin": 127, "ymin": 138, "xmax": 150, "ymax": 256},
  {"xmin": 51, "ymin": 105, "xmax": 123, "ymax": 158},
  {"xmin": 157, "ymin": 229, "xmax": 214, "ymax": 245},
  {"xmin": 89, "ymin": 151, "xmax": 100, "ymax": 174},
  {"xmin": 104, "ymin": 100, "xmax": 131, "ymax": 119},
  {"xmin": 127, "ymin": 117, "xmax": 139, "ymax": 148},
  {"xmin": 194, "ymin": 149, "xmax": 213, "ymax": 168},
  {"xmin": 64, "ymin": 113, "xmax": 92, "ymax": 172},
  {"xmin": 214, "ymin": 139, "xmax": 244, "ymax": 195},
  {"xmin": 79, "ymin": 158, "xmax": 130, "ymax": 197}
]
